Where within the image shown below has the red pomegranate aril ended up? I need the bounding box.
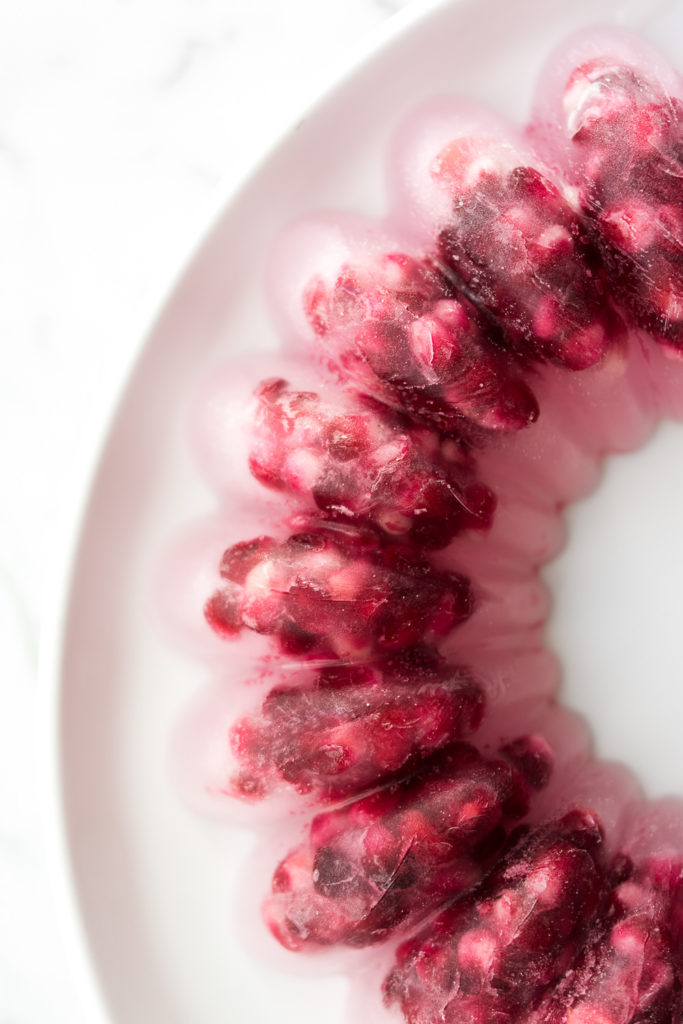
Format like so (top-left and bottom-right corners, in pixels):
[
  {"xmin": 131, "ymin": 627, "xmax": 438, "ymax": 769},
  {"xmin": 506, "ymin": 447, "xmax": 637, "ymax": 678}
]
[
  {"xmin": 247, "ymin": 377, "xmax": 496, "ymax": 548},
  {"xmin": 501, "ymin": 734, "xmax": 555, "ymax": 792},
  {"xmin": 205, "ymin": 526, "xmax": 474, "ymax": 660},
  {"xmin": 302, "ymin": 249, "xmax": 539, "ymax": 433},
  {"xmin": 219, "ymin": 536, "xmax": 277, "ymax": 585},
  {"xmin": 263, "ymin": 738, "xmax": 552, "ymax": 950},
  {"xmin": 229, "ymin": 648, "xmax": 485, "ymax": 803}
]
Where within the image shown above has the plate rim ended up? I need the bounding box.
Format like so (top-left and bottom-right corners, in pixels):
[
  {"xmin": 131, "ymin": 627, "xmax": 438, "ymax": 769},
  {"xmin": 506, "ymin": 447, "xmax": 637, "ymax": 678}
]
[{"xmin": 37, "ymin": 0, "xmax": 462, "ymax": 1019}]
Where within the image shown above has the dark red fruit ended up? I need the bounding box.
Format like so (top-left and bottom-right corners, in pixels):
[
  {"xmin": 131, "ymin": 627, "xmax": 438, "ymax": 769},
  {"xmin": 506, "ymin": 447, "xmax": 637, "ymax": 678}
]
[
  {"xmin": 230, "ymin": 648, "xmax": 485, "ymax": 802},
  {"xmin": 384, "ymin": 810, "xmax": 606, "ymax": 1024},
  {"xmin": 303, "ymin": 250, "xmax": 539, "ymax": 432},
  {"xmin": 561, "ymin": 56, "xmax": 683, "ymax": 351},
  {"xmin": 248, "ymin": 377, "xmax": 496, "ymax": 548},
  {"xmin": 433, "ymin": 136, "xmax": 617, "ymax": 369},
  {"xmin": 263, "ymin": 739, "xmax": 553, "ymax": 950},
  {"xmin": 531, "ymin": 857, "xmax": 683, "ymax": 1024},
  {"xmin": 205, "ymin": 526, "xmax": 474, "ymax": 660}
]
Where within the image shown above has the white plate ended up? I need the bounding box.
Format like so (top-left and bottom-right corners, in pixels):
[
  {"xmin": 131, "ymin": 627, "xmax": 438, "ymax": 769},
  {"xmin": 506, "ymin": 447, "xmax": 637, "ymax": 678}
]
[{"xmin": 46, "ymin": 0, "xmax": 683, "ymax": 1021}]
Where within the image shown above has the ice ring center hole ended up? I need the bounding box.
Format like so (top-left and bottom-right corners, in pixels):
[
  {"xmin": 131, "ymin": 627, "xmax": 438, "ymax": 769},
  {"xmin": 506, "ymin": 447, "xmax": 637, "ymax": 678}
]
[{"xmin": 544, "ymin": 420, "xmax": 683, "ymax": 798}]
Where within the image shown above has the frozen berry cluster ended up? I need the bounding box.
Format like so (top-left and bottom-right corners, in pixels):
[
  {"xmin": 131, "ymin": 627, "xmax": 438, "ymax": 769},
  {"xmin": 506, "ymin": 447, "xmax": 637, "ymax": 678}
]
[
  {"xmin": 182, "ymin": 25, "xmax": 683, "ymax": 1024},
  {"xmin": 205, "ymin": 527, "xmax": 473, "ymax": 660},
  {"xmin": 303, "ymin": 250, "xmax": 540, "ymax": 432},
  {"xmin": 265, "ymin": 738, "xmax": 551, "ymax": 950},
  {"xmin": 229, "ymin": 648, "xmax": 485, "ymax": 803},
  {"xmin": 249, "ymin": 378, "xmax": 496, "ymax": 547},
  {"xmin": 385, "ymin": 810, "xmax": 609, "ymax": 1023},
  {"xmin": 529, "ymin": 856, "xmax": 683, "ymax": 1024},
  {"xmin": 433, "ymin": 137, "xmax": 619, "ymax": 369},
  {"xmin": 555, "ymin": 54, "xmax": 683, "ymax": 351}
]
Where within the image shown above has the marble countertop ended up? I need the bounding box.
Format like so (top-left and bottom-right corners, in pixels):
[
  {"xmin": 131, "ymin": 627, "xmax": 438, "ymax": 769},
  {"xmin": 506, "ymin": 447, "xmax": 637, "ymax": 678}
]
[{"xmin": 1, "ymin": 0, "xmax": 414, "ymax": 1018}]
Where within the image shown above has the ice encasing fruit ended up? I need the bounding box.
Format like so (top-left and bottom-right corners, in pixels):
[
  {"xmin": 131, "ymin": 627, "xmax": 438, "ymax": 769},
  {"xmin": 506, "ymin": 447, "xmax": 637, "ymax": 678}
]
[
  {"xmin": 278, "ymin": 221, "xmax": 540, "ymax": 432},
  {"xmin": 248, "ymin": 377, "xmax": 495, "ymax": 547},
  {"xmin": 229, "ymin": 648, "xmax": 485, "ymax": 803},
  {"xmin": 529, "ymin": 857, "xmax": 683, "ymax": 1024},
  {"xmin": 204, "ymin": 526, "xmax": 474, "ymax": 660},
  {"xmin": 392, "ymin": 103, "xmax": 619, "ymax": 369},
  {"xmin": 532, "ymin": 29, "xmax": 683, "ymax": 353},
  {"xmin": 384, "ymin": 810, "xmax": 608, "ymax": 1024},
  {"xmin": 264, "ymin": 737, "xmax": 552, "ymax": 950}
]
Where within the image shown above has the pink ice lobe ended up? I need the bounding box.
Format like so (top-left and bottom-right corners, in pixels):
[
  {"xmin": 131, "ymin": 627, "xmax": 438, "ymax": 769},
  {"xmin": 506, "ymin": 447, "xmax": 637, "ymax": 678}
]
[
  {"xmin": 384, "ymin": 812, "xmax": 607, "ymax": 1024},
  {"xmin": 205, "ymin": 527, "xmax": 474, "ymax": 660},
  {"xmin": 392, "ymin": 103, "xmax": 618, "ymax": 371},
  {"xmin": 244, "ymin": 375, "xmax": 497, "ymax": 548},
  {"xmin": 264, "ymin": 738, "xmax": 553, "ymax": 951},
  {"xmin": 225, "ymin": 651, "xmax": 486, "ymax": 805},
  {"xmin": 283, "ymin": 222, "xmax": 540, "ymax": 434},
  {"xmin": 531, "ymin": 28, "xmax": 683, "ymax": 354},
  {"xmin": 529, "ymin": 857, "xmax": 683, "ymax": 1024}
]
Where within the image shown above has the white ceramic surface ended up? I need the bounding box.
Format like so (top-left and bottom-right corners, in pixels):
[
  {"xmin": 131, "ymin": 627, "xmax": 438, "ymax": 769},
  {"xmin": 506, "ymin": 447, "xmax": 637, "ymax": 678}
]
[{"xmin": 50, "ymin": 0, "xmax": 683, "ymax": 1022}]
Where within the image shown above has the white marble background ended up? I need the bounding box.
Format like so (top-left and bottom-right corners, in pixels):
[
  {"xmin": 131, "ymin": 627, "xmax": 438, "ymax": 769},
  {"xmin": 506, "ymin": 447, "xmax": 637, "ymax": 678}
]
[{"xmin": 0, "ymin": 0, "xmax": 415, "ymax": 1018}]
